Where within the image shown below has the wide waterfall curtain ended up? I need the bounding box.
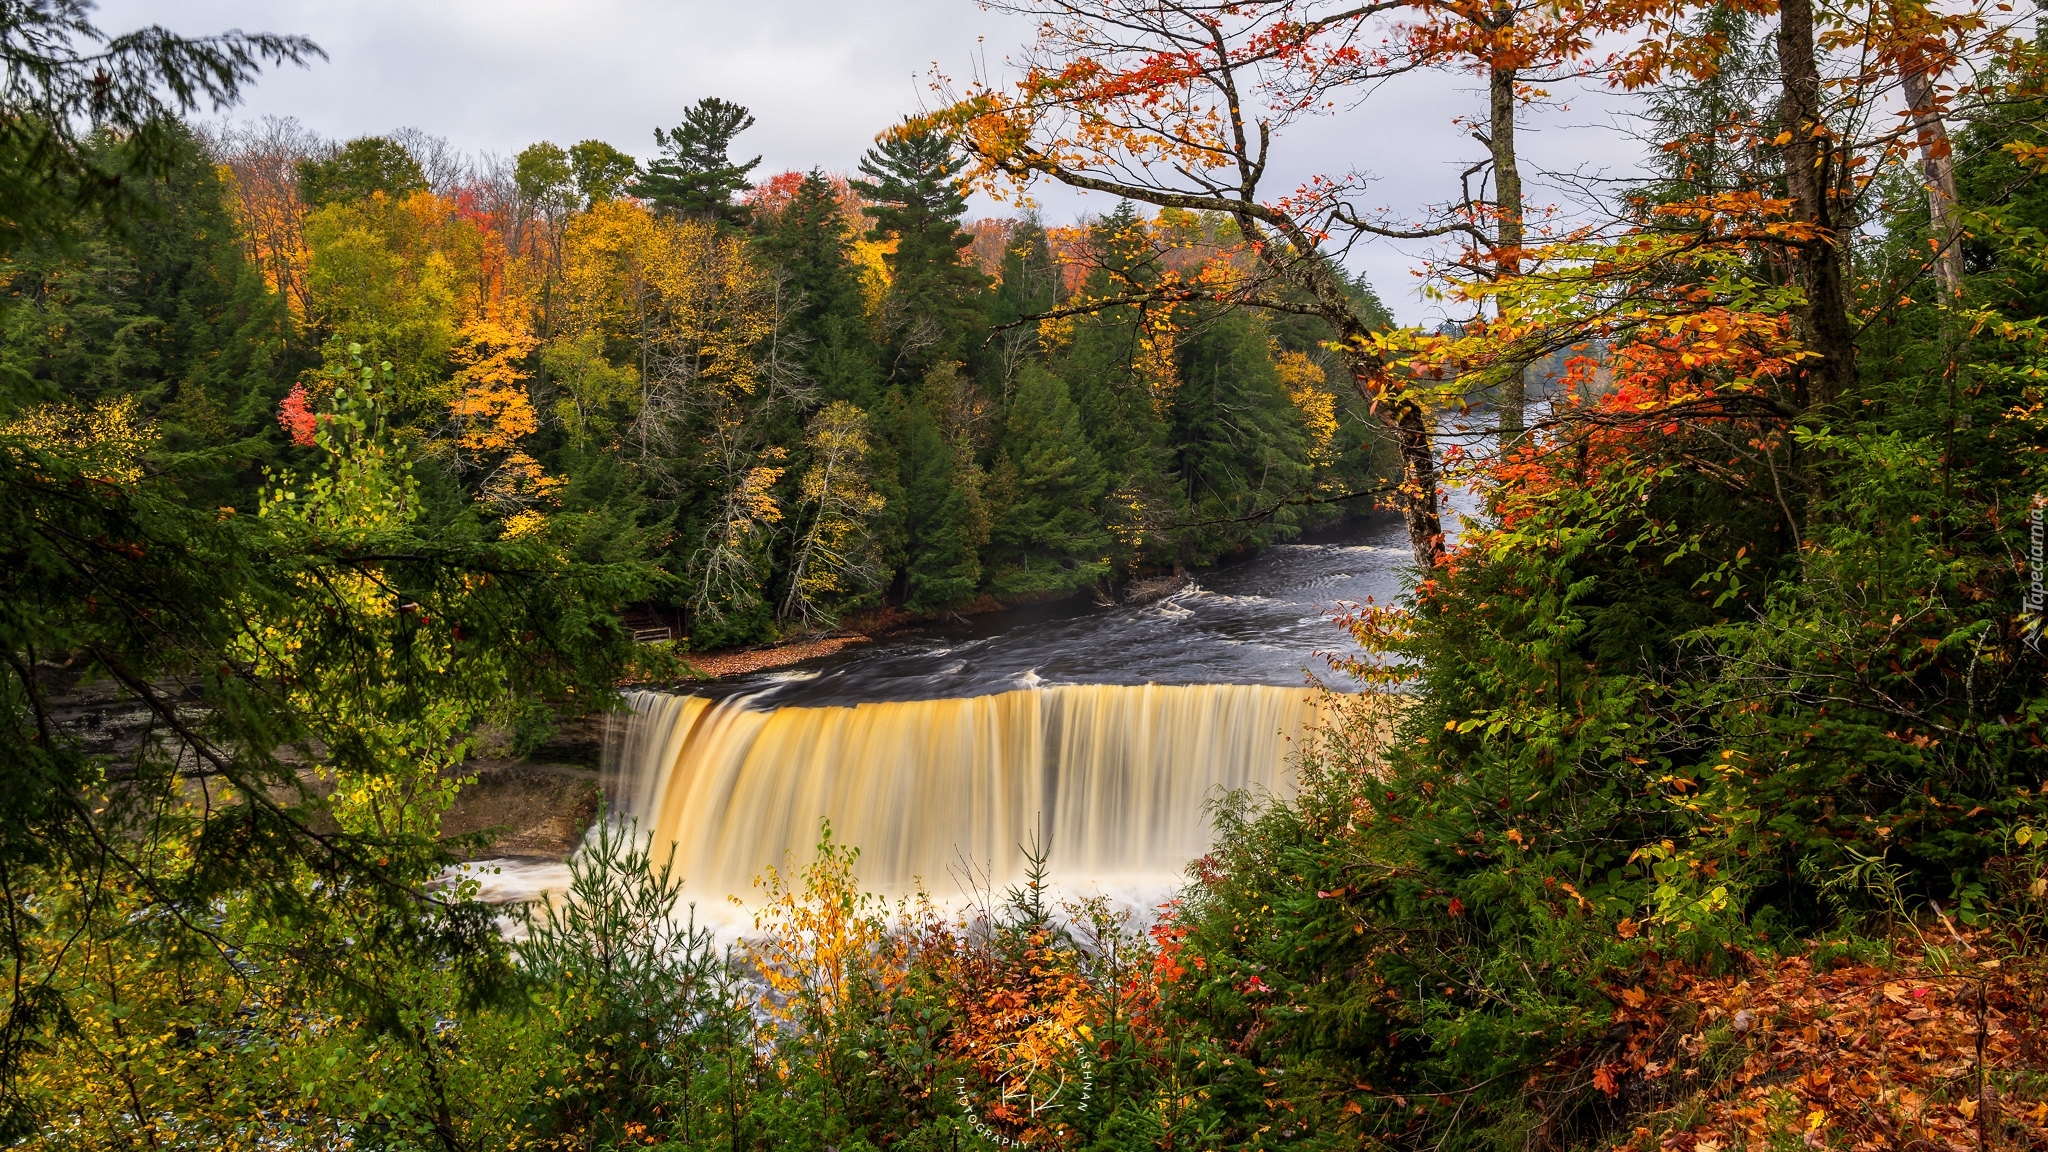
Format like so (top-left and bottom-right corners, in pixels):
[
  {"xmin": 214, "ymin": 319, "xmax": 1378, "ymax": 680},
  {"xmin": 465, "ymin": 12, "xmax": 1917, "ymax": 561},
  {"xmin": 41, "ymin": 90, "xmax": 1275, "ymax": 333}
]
[{"xmin": 602, "ymin": 685, "xmax": 1322, "ymax": 899}]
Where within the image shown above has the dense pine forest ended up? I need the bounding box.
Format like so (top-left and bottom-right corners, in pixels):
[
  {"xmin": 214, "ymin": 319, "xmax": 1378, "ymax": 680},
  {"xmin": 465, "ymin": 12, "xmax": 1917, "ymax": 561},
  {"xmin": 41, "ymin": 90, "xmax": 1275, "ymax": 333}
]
[{"xmin": 7, "ymin": 0, "xmax": 2048, "ymax": 1150}]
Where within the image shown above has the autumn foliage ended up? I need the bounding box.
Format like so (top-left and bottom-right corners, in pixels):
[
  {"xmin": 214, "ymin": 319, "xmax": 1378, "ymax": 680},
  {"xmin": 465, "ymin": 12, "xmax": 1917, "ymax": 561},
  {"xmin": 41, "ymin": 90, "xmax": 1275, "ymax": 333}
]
[{"xmin": 16, "ymin": 0, "xmax": 2048, "ymax": 1146}]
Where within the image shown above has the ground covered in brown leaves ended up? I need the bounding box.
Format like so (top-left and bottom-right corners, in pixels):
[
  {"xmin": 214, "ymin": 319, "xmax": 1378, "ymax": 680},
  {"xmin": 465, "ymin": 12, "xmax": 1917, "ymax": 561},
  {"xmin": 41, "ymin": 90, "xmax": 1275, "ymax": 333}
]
[
  {"xmin": 1609, "ymin": 934, "xmax": 2048, "ymax": 1152},
  {"xmin": 681, "ymin": 634, "xmax": 870, "ymax": 678}
]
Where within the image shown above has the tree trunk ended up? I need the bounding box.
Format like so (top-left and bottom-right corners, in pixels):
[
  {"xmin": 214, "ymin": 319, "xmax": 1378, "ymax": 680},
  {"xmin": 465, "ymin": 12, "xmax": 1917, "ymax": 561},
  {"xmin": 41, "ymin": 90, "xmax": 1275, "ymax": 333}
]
[
  {"xmin": 1243, "ymin": 211, "xmax": 1445, "ymax": 568},
  {"xmin": 1490, "ymin": 61, "xmax": 1528, "ymax": 445},
  {"xmin": 1393, "ymin": 396, "xmax": 1447, "ymax": 569},
  {"xmin": 1900, "ymin": 49, "xmax": 1964, "ymax": 297},
  {"xmin": 1776, "ymin": 0, "xmax": 1858, "ymax": 409},
  {"xmin": 1342, "ymin": 349, "xmax": 1445, "ymax": 570}
]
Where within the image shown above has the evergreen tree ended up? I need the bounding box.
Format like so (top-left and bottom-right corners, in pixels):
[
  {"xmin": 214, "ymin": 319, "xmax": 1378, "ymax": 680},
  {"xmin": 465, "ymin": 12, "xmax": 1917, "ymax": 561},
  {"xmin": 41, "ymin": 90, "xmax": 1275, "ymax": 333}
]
[
  {"xmin": 0, "ymin": 7, "xmax": 317, "ymax": 258},
  {"xmin": 1, "ymin": 124, "xmax": 295, "ymax": 504},
  {"xmin": 750, "ymin": 169, "xmax": 880, "ymax": 406},
  {"xmin": 1052, "ymin": 203, "xmax": 1179, "ymax": 566},
  {"xmin": 296, "ymin": 136, "xmax": 426, "ymax": 207},
  {"xmin": 888, "ymin": 387, "xmax": 979, "ymax": 612},
  {"xmin": 985, "ymin": 363, "xmax": 1110, "ymax": 598},
  {"xmin": 1171, "ymin": 309, "xmax": 1313, "ymax": 561},
  {"xmin": 988, "ymin": 215, "xmax": 1061, "ymax": 402},
  {"xmin": 851, "ymin": 124, "xmax": 988, "ymax": 374},
  {"xmin": 636, "ymin": 97, "xmax": 760, "ymax": 227},
  {"xmin": 990, "ymin": 213, "xmax": 1060, "ymax": 331}
]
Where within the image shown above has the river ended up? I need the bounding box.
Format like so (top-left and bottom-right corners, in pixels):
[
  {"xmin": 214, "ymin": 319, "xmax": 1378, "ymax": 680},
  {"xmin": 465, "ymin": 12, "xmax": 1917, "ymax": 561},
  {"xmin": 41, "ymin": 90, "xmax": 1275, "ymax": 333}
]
[{"xmin": 704, "ymin": 509, "xmax": 1419, "ymax": 707}]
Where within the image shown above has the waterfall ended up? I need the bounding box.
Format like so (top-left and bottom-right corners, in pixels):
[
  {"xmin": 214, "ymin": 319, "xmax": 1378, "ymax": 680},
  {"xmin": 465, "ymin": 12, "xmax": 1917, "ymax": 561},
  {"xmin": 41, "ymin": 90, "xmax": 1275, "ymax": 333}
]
[{"xmin": 603, "ymin": 684, "xmax": 1323, "ymax": 901}]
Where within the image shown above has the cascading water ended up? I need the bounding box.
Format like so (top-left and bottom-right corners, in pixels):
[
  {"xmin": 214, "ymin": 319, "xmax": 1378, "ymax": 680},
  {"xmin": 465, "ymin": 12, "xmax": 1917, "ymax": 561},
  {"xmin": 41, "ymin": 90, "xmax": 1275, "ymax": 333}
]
[
  {"xmin": 602, "ymin": 683, "xmax": 1323, "ymax": 900},
  {"xmin": 466, "ymin": 512, "xmax": 1453, "ymax": 913}
]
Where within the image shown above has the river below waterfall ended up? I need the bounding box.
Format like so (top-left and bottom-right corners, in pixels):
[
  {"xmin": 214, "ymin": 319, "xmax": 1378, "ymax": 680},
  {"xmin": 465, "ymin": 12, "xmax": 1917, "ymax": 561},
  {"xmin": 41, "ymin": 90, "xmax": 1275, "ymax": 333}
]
[{"xmin": 464, "ymin": 507, "xmax": 1453, "ymax": 924}]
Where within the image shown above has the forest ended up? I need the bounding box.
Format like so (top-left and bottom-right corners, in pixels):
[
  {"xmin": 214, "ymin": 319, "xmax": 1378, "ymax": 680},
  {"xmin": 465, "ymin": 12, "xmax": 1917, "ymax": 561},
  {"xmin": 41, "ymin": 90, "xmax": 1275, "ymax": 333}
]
[
  {"xmin": 9, "ymin": 89, "xmax": 1396, "ymax": 652},
  {"xmin": 5, "ymin": 0, "xmax": 2048, "ymax": 1149}
]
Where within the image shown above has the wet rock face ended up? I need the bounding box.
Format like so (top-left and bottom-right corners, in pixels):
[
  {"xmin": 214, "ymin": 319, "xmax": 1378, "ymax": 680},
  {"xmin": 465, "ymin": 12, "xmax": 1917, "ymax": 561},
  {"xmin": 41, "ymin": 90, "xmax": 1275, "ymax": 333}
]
[
  {"xmin": 41, "ymin": 671, "xmax": 612, "ymax": 862},
  {"xmin": 34, "ymin": 668, "xmax": 212, "ymax": 773},
  {"xmin": 445, "ymin": 712, "xmax": 607, "ymax": 860},
  {"xmin": 442, "ymin": 762, "xmax": 601, "ymax": 860}
]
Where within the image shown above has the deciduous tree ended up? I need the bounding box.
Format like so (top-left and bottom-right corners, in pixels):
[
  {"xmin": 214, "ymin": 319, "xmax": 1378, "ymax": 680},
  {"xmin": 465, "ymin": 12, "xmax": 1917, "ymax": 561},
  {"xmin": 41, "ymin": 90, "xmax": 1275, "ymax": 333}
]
[{"xmin": 931, "ymin": 1, "xmax": 1454, "ymax": 566}]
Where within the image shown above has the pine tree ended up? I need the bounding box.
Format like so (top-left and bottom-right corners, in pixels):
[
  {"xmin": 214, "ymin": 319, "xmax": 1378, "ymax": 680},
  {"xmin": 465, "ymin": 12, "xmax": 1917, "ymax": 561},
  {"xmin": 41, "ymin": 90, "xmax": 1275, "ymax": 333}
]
[
  {"xmin": 636, "ymin": 98, "xmax": 760, "ymax": 227},
  {"xmin": 985, "ymin": 363, "xmax": 1110, "ymax": 598},
  {"xmin": 851, "ymin": 124, "xmax": 988, "ymax": 375}
]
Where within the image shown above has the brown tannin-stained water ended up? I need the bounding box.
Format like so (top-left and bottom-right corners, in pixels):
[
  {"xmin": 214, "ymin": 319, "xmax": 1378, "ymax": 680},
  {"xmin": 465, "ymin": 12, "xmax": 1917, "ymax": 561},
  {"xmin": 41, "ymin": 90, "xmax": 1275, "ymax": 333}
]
[{"xmin": 604, "ymin": 683, "xmax": 1324, "ymax": 900}]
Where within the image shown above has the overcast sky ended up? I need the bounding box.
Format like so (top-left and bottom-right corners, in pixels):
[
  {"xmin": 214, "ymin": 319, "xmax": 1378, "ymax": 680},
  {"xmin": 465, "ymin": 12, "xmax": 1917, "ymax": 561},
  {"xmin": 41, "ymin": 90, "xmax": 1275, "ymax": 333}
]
[{"xmin": 107, "ymin": 1, "xmax": 1650, "ymax": 323}]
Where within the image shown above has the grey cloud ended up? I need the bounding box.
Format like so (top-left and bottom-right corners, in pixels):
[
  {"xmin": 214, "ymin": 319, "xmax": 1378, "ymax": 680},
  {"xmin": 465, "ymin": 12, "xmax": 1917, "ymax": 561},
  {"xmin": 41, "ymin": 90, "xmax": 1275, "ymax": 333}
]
[{"xmin": 114, "ymin": 0, "xmax": 1649, "ymax": 321}]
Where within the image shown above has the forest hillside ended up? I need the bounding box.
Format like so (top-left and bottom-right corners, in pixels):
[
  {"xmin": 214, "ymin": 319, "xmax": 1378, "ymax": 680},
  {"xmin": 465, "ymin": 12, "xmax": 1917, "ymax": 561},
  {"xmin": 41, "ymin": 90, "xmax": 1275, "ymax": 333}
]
[{"xmin": 7, "ymin": 101, "xmax": 1399, "ymax": 653}]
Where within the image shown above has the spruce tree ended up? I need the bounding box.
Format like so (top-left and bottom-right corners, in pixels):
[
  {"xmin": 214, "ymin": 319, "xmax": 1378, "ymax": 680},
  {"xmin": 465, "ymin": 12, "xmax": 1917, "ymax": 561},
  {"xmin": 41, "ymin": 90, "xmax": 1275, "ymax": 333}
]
[
  {"xmin": 1051, "ymin": 203, "xmax": 1179, "ymax": 566},
  {"xmin": 890, "ymin": 388, "xmax": 979, "ymax": 612},
  {"xmin": 987, "ymin": 215, "xmax": 1061, "ymax": 404},
  {"xmin": 636, "ymin": 97, "xmax": 760, "ymax": 227},
  {"xmin": 1, "ymin": 124, "xmax": 295, "ymax": 505},
  {"xmin": 751, "ymin": 170, "xmax": 880, "ymax": 406},
  {"xmin": 985, "ymin": 363, "xmax": 1110, "ymax": 598},
  {"xmin": 990, "ymin": 214, "xmax": 1060, "ymax": 331},
  {"xmin": 851, "ymin": 124, "xmax": 988, "ymax": 374},
  {"xmin": 1171, "ymin": 309, "xmax": 1313, "ymax": 560}
]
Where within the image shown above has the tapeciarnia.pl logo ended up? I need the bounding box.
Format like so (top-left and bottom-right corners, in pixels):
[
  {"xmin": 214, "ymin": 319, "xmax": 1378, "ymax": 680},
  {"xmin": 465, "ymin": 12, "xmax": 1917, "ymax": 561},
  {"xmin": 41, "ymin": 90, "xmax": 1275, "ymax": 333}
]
[{"xmin": 2028, "ymin": 495, "xmax": 2046, "ymax": 654}]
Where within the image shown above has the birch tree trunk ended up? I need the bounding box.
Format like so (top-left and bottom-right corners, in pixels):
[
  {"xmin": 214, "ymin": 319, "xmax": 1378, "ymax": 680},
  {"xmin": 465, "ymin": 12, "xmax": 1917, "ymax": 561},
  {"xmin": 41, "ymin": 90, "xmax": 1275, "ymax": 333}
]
[{"xmin": 1900, "ymin": 50, "xmax": 1964, "ymax": 297}]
